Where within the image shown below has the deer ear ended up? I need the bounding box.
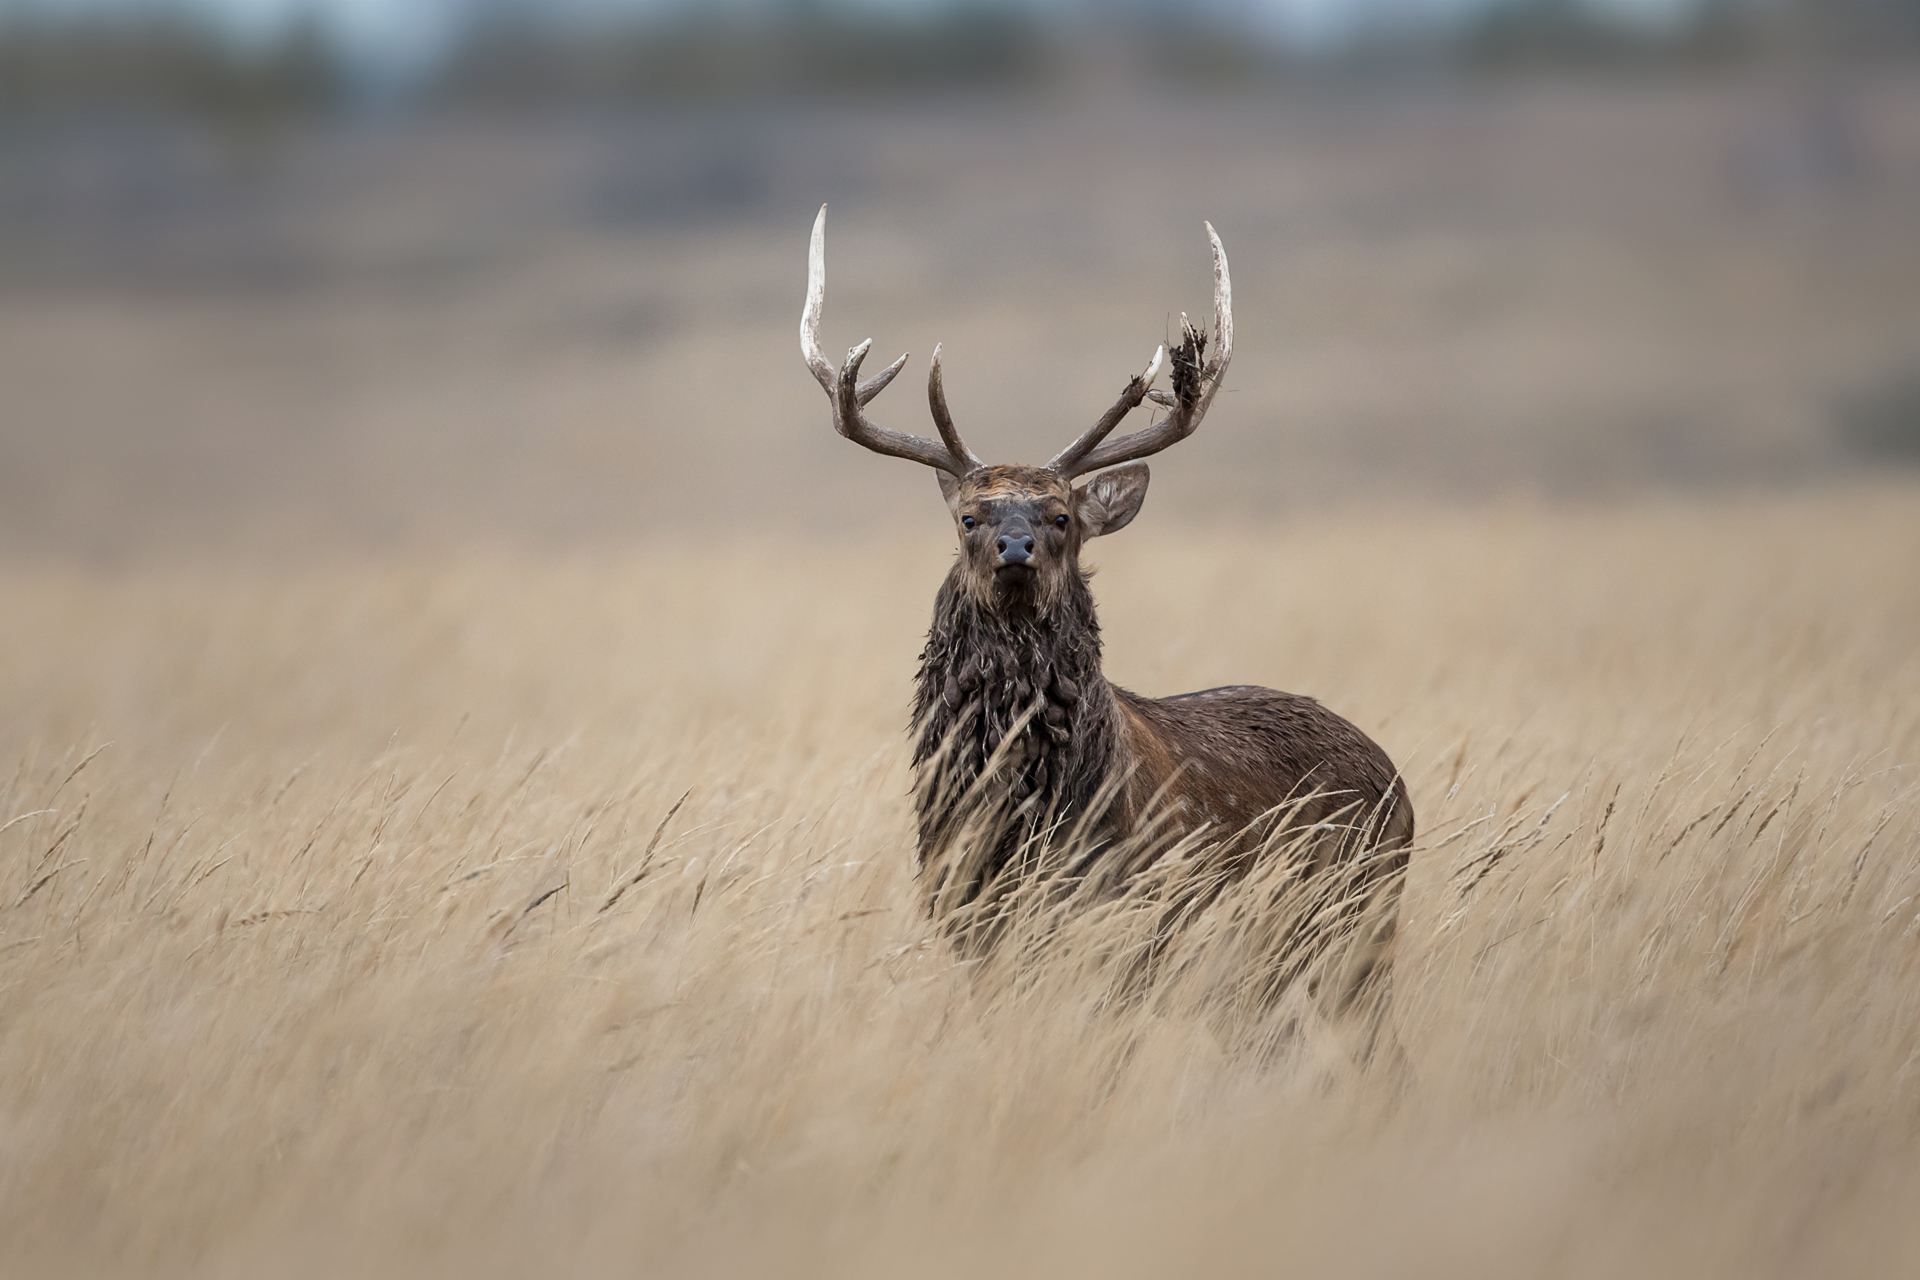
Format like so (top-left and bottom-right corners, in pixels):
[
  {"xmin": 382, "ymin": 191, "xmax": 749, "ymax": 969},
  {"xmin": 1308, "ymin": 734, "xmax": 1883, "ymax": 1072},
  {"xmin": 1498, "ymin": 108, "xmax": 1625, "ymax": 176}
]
[
  {"xmin": 937, "ymin": 470, "xmax": 962, "ymax": 514},
  {"xmin": 1076, "ymin": 463, "xmax": 1150, "ymax": 538}
]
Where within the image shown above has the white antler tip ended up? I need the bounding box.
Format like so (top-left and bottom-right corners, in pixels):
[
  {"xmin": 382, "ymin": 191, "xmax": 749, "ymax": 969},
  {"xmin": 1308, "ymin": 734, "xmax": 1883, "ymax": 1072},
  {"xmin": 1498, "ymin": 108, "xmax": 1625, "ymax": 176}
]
[{"xmin": 801, "ymin": 207, "xmax": 831, "ymax": 376}]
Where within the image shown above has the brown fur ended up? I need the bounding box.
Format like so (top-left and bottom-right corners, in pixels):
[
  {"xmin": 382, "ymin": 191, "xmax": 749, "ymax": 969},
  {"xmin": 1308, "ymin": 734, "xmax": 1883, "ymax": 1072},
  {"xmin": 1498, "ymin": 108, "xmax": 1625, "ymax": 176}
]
[{"xmin": 912, "ymin": 464, "xmax": 1413, "ymax": 1013}]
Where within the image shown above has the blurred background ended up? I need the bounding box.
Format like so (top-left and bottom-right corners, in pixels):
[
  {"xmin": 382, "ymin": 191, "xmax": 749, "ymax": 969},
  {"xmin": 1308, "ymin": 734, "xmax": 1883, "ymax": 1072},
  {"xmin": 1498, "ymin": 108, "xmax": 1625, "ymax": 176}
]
[{"xmin": 1, "ymin": 0, "xmax": 1917, "ymax": 561}]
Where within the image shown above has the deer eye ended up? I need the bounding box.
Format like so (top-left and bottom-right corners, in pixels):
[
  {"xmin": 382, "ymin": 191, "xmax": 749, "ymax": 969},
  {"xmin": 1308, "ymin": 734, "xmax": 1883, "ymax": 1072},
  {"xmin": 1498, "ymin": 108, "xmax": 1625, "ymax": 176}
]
[
  {"xmin": 1054, "ymin": 514, "xmax": 1069, "ymax": 528},
  {"xmin": 961, "ymin": 516, "xmax": 976, "ymax": 530}
]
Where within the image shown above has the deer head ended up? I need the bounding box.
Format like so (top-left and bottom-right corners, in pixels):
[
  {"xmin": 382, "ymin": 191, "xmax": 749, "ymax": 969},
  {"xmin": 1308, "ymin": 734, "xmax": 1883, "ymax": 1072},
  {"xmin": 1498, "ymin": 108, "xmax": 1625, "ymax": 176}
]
[{"xmin": 799, "ymin": 206, "xmax": 1233, "ymax": 617}]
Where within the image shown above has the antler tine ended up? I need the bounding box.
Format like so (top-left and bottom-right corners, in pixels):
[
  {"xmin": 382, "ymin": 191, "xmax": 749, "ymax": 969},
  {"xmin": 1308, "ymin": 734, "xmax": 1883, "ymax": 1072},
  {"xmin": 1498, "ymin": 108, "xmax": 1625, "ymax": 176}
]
[
  {"xmin": 857, "ymin": 352, "xmax": 909, "ymax": 406},
  {"xmin": 1053, "ymin": 222, "xmax": 1234, "ymax": 479},
  {"xmin": 801, "ymin": 205, "xmax": 976, "ymax": 476},
  {"xmin": 1044, "ymin": 344, "xmax": 1164, "ymax": 475},
  {"xmin": 927, "ymin": 344, "xmax": 985, "ymax": 472},
  {"xmin": 800, "ymin": 205, "xmax": 837, "ymax": 393}
]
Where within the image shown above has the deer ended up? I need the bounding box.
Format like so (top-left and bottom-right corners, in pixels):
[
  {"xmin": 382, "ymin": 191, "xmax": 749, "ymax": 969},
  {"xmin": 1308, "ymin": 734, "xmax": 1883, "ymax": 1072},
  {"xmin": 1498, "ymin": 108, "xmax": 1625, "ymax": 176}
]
[{"xmin": 799, "ymin": 206, "xmax": 1413, "ymax": 1023}]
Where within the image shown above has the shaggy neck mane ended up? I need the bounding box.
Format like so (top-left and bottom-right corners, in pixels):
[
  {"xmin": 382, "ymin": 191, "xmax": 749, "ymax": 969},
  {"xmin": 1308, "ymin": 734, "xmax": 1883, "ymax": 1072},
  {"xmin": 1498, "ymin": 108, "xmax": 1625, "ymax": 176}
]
[{"xmin": 911, "ymin": 564, "xmax": 1119, "ymax": 900}]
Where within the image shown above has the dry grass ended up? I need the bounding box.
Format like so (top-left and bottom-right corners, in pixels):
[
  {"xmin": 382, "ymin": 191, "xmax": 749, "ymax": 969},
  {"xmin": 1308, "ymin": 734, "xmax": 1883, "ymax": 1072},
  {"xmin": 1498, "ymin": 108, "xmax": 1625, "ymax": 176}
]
[{"xmin": 3, "ymin": 484, "xmax": 1919, "ymax": 1278}]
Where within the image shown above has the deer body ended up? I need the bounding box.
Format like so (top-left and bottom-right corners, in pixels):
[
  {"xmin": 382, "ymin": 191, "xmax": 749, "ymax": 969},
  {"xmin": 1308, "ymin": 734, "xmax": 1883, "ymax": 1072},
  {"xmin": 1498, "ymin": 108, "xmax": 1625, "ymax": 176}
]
[
  {"xmin": 800, "ymin": 208, "xmax": 1412, "ymax": 1010},
  {"xmin": 911, "ymin": 528, "xmax": 1412, "ymax": 901}
]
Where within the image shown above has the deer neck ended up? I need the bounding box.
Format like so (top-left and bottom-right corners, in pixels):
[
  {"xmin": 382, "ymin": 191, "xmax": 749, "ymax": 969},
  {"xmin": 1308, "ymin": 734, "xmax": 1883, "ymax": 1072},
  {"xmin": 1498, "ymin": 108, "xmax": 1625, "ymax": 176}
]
[{"xmin": 911, "ymin": 565, "xmax": 1119, "ymax": 863}]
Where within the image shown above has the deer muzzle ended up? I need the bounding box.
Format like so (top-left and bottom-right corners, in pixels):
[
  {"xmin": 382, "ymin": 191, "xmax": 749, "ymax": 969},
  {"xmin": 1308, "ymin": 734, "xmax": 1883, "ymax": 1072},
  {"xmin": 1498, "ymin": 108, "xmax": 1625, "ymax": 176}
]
[{"xmin": 994, "ymin": 518, "xmax": 1036, "ymax": 569}]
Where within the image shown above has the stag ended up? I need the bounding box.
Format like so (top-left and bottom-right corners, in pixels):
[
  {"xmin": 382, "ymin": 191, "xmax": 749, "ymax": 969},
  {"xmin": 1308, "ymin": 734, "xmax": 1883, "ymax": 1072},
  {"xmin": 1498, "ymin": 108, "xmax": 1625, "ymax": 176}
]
[{"xmin": 800, "ymin": 207, "xmax": 1412, "ymax": 1015}]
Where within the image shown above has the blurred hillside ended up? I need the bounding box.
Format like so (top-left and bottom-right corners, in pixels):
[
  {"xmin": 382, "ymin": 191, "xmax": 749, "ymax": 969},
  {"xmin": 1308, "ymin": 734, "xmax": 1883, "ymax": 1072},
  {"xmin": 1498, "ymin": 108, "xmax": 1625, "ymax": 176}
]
[
  {"xmin": 6, "ymin": 1, "xmax": 1920, "ymax": 112},
  {"xmin": 1, "ymin": 2, "xmax": 1918, "ymax": 560}
]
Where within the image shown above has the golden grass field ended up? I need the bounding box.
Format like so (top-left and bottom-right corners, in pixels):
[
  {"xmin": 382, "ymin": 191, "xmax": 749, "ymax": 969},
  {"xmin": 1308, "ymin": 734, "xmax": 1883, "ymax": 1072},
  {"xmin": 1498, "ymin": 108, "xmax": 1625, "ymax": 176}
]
[{"xmin": 3, "ymin": 484, "xmax": 1918, "ymax": 1277}]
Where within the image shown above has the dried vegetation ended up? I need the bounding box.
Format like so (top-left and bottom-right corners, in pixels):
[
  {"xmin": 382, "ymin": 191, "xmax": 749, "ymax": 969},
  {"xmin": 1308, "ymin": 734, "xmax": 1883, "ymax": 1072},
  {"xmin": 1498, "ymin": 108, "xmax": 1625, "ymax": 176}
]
[{"xmin": 1, "ymin": 487, "xmax": 1917, "ymax": 1276}]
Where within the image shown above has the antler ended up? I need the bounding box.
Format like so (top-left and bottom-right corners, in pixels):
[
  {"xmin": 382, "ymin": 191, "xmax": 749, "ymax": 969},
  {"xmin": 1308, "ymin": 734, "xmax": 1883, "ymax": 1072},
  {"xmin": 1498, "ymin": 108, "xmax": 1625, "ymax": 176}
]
[
  {"xmin": 801, "ymin": 205, "xmax": 982, "ymax": 476},
  {"xmin": 1047, "ymin": 222, "xmax": 1233, "ymax": 478}
]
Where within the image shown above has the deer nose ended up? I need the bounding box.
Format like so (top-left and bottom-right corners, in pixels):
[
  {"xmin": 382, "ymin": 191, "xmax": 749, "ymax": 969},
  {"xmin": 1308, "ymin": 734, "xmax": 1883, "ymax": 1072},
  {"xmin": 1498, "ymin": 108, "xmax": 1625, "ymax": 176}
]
[{"xmin": 997, "ymin": 533, "xmax": 1035, "ymax": 565}]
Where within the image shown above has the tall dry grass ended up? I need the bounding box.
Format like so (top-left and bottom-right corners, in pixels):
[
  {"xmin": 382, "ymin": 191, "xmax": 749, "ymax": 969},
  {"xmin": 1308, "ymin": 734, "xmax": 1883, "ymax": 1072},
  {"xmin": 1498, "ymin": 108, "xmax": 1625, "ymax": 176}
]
[{"xmin": 2, "ymin": 486, "xmax": 1918, "ymax": 1278}]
